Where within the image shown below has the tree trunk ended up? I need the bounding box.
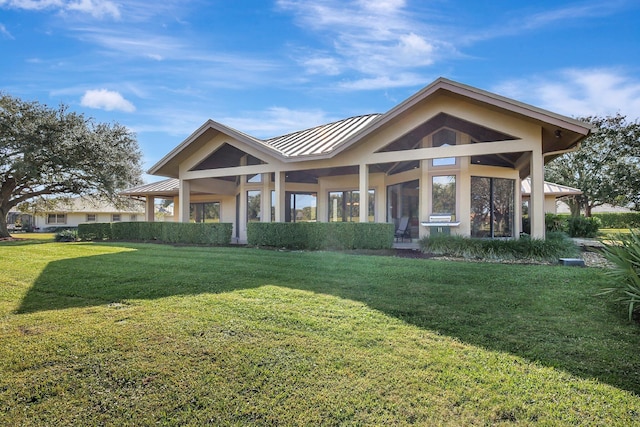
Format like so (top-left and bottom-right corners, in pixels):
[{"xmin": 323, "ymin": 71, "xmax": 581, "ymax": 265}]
[
  {"xmin": 0, "ymin": 206, "xmax": 10, "ymax": 238},
  {"xmin": 585, "ymin": 204, "xmax": 592, "ymax": 217}
]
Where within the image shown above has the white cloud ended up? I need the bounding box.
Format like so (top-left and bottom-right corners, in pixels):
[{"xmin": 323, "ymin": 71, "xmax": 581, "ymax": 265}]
[
  {"xmin": 0, "ymin": 23, "xmax": 13, "ymax": 39},
  {"xmin": 277, "ymin": 0, "xmax": 443, "ymax": 89},
  {"xmin": 0, "ymin": 0, "xmax": 119, "ymax": 19},
  {"xmin": 80, "ymin": 89, "xmax": 136, "ymax": 112},
  {"xmin": 493, "ymin": 69, "xmax": 640, "ymax": 119},
  {"xmin": 67, "ymin": 0, "xmax": 120, "ymax": 19}
]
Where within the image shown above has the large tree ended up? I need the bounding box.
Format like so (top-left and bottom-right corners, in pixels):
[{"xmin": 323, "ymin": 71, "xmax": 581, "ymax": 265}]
[
  {"xmin": 545, "ymin": 114, "xmax": 640, "ymax": 216},
  {"xmin": 0, "ymin": 93, "xmax": 143, "ymax": 238}
]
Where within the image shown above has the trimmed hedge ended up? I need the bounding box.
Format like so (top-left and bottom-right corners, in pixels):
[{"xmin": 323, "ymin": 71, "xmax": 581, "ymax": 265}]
[
  {"xmin": 247, "ymin": 222, "xmax": 394, "ymax": 250},
  {"xmin": 593, "ymin": 212, "xmax": 640, "ymax": 229},
  {"xmin": 78, "ymin": 222, "xmax": 232, "ymax": 245}
]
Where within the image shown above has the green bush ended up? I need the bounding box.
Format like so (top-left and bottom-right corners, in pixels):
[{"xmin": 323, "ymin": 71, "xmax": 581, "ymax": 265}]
[
  {"xmin": 545, "ymin": 213, "xmax": 568, "ymax": 232},
  {"xmin": 247, "ymin": 222, "xmax": 394, "ymax": 250},
  {"xmin": 598, "ymin": 229, "xmax": 640, "ymax": 321},
  {"xmin": 78, "ymin": 223, "xmax": 112, "ymax": 240},
  {"xmin": 566, "ymin": 216, "xmax": 600, "ymax": 238},
  {"xmin": 54, "ymin": 228, "xmax": 78, "ymax": 242},
  {"xmin": 418, "ymin": 232, "xmax": 579, "ymax": 262},
  {"xmin": 79, "ymin": 222, "xmax": 232, "ymax": 245},
  {"xmin": 593, "ymin": 213, "xmax": 640, "ymax": 229}
]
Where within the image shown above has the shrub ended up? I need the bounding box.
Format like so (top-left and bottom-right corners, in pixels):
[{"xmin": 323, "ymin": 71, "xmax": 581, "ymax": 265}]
[
  {"xmin": 545, "ymin": 213, "xmax": 568, "ymax": 232},
  {"xmin": 78, "ymin": 223, "xmax": 113, "ymax": 240},
  {"xmin": 418, "ymin": 232, "xmax": 579, "ymax": 262},
  {"xmin": 598, "ymin": 229, "xmax": 640, "ymax": 321},
  {"xmin": 593, "ymin": 212, "xmax": 640, "ymax": 229},
  {"xmin": 79, "ymin": 222, "xmax": 232, "ymax": 245},
  {"xmin": 566, "ymin": 216, "xmax": 600, "ymax": 238},
  {"xmin": 55, "ymin": 229, "xmax": 78, "ymax": 242},
  {"xmin": 247, "ymin": 222, "xmax": 394, "ymax": 250}
]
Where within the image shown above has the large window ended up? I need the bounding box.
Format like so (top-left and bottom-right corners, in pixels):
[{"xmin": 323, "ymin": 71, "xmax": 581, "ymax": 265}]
[
  {"xmin": 328, "ymin": 190, "xmax": 374, "ymax": 222},
  {"xmin": 387, "ymin": 180, "xmax": 419, "ymax": 238},
  {"xmin": 190, "ymin": 202, "xmax": 220, "ymax": 223},
  {"xmin": 432, "ymin": 175, "xmax": 456, "ymax": 216},
  {"xmin": 287, "ymin": 192, "xmax": 317, "ymax": 222},
  {"xmin": 47, "ymin": 214, "xmax": 66, "ymax": 224},
  {"xmin": 432, "ymin": 129, "xmax": 456, "ymax": 167},
  {"xmin": 471, "ymin": 177, "xmax": 515, "ymax": 238},
  {"xmin": 247, "ymin": 190, "xmax": 261, "ymax": 222}
]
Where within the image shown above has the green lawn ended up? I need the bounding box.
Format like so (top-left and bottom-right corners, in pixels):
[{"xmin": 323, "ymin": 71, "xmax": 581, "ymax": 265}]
[{"xmin": 1, "ymin": 239, "xmax": 639, "ymax": 425}]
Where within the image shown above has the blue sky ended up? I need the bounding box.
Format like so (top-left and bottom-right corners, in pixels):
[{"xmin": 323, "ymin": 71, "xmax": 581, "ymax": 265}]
[{"xmin": 2, "ymin": 0, "xmax": 640, "ymax": 183}]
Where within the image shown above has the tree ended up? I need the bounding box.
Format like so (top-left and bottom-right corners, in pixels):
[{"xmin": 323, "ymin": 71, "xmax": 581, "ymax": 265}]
[
  {"xmin": 0, "ymin": 93, "xmax": 143, "ymax": 238},
  {"xmin": 545, "ymin": 114, "xmax": 640, "ymax": 217}
]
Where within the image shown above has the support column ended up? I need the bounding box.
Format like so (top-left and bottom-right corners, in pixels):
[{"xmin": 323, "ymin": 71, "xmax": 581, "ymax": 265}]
[
  {"xmin": 274, "ymin": 171, "xmax": 286, "ymax": 222},
  {"xmin": 261, "ymin": 173, "xmax": 271, "ymax": 222},
  {"xmin": 529, "ymin": 147, "xmax": 545, "ymax": 239},
  {"xmin": 178, "ymin": 179, "xmax": 191, "ymax": 223},
  {"xmin": 145, "ymin": 197, "xmax": 155, "ymax": 222},
  {"xmin": 359, "ymin": 164, "xmax": 369, "ymax": 223},
  {"xmin": 419, "ymin": 160, "xmax": 429, "ymax": 239}
]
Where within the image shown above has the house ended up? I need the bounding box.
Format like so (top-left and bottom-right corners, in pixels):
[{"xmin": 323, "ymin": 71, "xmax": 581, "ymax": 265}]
[
  {"xmin": 123, "ymin": 78, "xmax": 591, "ymax": 242},
  {"xmin": 520, "ymin": 178, "xmax": 582, "ymax": 214},
  {"xmin": 31, "ymin": 197, "xmax": 145, "ymax": 230}
]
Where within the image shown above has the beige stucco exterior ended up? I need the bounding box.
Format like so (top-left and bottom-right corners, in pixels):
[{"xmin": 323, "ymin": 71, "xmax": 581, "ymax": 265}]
[{"xmin": 124, "ymin": 78, "xmax": 591, "ymax": 243}]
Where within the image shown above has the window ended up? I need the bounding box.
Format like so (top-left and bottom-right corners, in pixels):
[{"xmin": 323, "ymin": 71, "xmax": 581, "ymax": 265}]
[
  {"xmin": 432, "ymin": 129, "xmax": 456, "ymax": 167},
  {"xmin": 130, "ymin": 214, "xmax": 138, "ymax": 222},
  {"xmin": 246, "ymin": 174, "xmax": 262, "ymax": 183},
  {"xmin": 190, "ymin": 202, "xmax": 220, "ymax": 223},
  {"xmin": 387, "ymin": 181, "xmax": 419, "ymax": 239},
  {"xmin": 287, "ymin": 192, "xmax": 317, "ymax": 222},
  {"xmin": 328, "ymin": 190, "xmax": 375, "ymax": 222},
  {"xmin": 86, "ymin": 214, "xmax": 96, "ymax": 222},
  {"xmin": 470, "ymin": 177, "xmax": 515, "ymax": 238},
  {"xmin": 47, "ymin": 213, "xmax": 66, "ymax": 224},
  {"xmin": 432, "ymin": 175, "xmax": 456, "ymax": 216},
  {"xmin": 247, "ymin": 190, "xmax": 261, "ymax": 222},
  {"xmin": 112, "ymin": 214, "xmax": 121, "ymax": 222}
]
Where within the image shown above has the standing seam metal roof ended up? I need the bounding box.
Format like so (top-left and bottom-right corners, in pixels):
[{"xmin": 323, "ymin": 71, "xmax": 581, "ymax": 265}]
[{"xmin": 264, "ymin": 114, "xmax": 382, "ymax": 157}]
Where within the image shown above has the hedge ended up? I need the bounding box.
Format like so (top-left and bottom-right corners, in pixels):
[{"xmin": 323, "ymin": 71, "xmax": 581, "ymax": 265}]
[
  {"xmin": 247, "ymin": 222, "xmax": 394, "ymax": 250},
  {"xmin": 78, "ymin": 222, "xmax": 233, "ymax": 245},
  {"xmin": 592, "ymin": 212, "xmax": 640, "ymax": 229}
]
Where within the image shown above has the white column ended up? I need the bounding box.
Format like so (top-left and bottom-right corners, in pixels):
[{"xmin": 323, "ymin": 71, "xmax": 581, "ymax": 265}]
[
  {"xmin": 359, "ymin": 164, "xmax": 369, "ymax": 223},
  {"xmin": 178, "ymin": 179, "xmax": 190, "ymax": 223},
  {"xmin": 419, "ymin": 160, "xmax": 429, "ymax": 238},
  {"xmin": 530, "ymin": 146, "xmax": 545, "ymax": 239},
  {"xmin": 261, "ymin": 173, "xmax": 271, "ymax": 222},
  {"xmin": 274, "ymin": 171, "xmax": 286, "ymax": 222},
  {"xmin": 145, "ymin": 197, "xmax": 155, "ymax": 222}
]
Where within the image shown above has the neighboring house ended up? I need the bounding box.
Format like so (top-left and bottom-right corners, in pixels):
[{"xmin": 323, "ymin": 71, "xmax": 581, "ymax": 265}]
[
  {"xmin": 32, "ymin": 197, "xmax": 145, "ymax": 230},
  {"xmin": 521, "ymin": 178, "xmax": 582, "ymax": 214},
  {"xmin": 122, "ymin": 78, "xmax": 591, "ymax": 242}
]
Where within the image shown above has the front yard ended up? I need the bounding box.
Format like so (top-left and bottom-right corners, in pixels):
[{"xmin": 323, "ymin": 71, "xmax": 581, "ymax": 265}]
[{"xmin": 1, "ymin": 239, "xmax": 639, "ymax": 425}]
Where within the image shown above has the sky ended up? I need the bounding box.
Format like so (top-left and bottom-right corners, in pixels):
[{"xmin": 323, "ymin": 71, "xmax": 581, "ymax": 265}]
[{"xmin": 2, "ymin": 0, "xmax": 640, "ymax": 183}]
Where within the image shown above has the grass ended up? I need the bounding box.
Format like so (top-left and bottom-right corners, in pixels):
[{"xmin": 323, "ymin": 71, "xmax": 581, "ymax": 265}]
[{"xmin": 1, "ymin": 238, "xmax": 640, "ymax": 425}]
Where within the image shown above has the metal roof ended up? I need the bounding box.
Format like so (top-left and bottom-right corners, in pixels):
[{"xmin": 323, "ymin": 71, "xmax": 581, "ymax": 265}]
[
  {"xmin": 120, "ymin": 179, "xmax": 179, "ymax": 196},
  {"xmin": 264, "ymin": 114, "xmax": 382, "ymax": 157},
  {"xmin": 521, "ymin": 178, "xmax": 582, "ymax": 196}
]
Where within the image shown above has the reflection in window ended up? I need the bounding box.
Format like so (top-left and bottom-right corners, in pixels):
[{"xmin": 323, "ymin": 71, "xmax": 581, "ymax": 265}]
[
  {"xmin": 432, "ymin": 128, "xmax": 456, "ymax": 167},
  {"xmin": 432, "ymin": 175, "xmax": 456, "ymax": 216},
  {"xmin": 247, "ymin": 190, "xmax": 261, "ymax": 222},
  {"xmin": 470, "ymin": 177, "xmax": 515, "ymax": 238},
  {"xmin": 387, "ymin": 181, "xmax": 419, "ymax": 239},
  {"xmin": 47, "ymin": 213, "xmax": 66, "ymax": 224},
  {"xmin": 190, "ymin": 202, "xmax": 220, "ymax": 223},
  {"xmin": 246, "ymin": 174, "xmax": 262, "ymax": 183},
  {"xmin": 287, "ymin": 192, "xmax": 317, "ymax": 222},
  {"xmin": 329, "ymin": 190, "xmax": 374, "ymax": 222}
]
